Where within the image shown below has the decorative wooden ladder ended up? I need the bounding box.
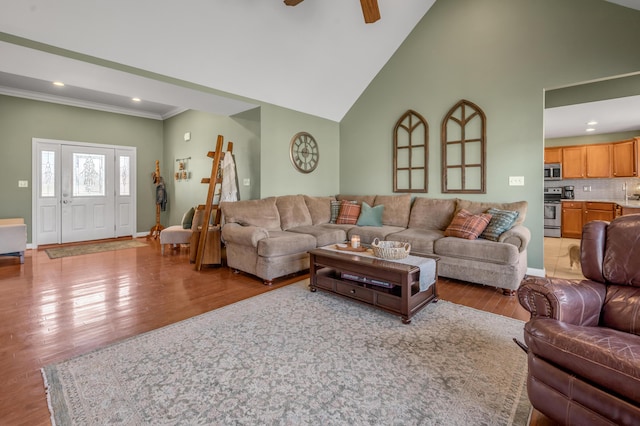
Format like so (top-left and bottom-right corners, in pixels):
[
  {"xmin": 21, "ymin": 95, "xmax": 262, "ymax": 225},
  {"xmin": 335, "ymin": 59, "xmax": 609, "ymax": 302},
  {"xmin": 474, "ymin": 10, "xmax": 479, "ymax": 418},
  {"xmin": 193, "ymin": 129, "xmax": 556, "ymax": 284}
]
[{"xmin": 194, "ymin": 135, "xmax": 233, "ymax": 271}]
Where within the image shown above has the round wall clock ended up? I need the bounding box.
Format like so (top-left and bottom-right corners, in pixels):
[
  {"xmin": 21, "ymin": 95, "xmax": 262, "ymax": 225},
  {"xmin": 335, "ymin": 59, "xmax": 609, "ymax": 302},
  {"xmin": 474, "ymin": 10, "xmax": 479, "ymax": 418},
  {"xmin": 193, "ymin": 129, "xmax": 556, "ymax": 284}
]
[{"xmin": 289, "ymin": 131, "xmax": 319, "ymax": 173}]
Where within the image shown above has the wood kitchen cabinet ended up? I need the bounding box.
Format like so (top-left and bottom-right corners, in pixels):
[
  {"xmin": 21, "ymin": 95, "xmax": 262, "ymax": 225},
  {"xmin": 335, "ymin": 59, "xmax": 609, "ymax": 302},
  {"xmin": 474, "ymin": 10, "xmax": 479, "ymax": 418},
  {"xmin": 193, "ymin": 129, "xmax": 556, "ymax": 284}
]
[
  {"xmin": 585, "ymin": 144, "xmax": 611, "ymax": 178},
  {"xmin": 562, "ymin": 146, "xmax": 586, "ymax": 179},
  {"xmin": 612, "ymin": 138, "xmax": 639, "ymax": 177},
  {"xmin": 584, "ymin": 202, "xmax": 615, "ymax": 223},
  {"xmin": 562, "ymin": 201, "xmax": 584, "ymax": 239},
  {"xmin": 544, "ymin": 147, "xmax": 563, "ymax": 164}
]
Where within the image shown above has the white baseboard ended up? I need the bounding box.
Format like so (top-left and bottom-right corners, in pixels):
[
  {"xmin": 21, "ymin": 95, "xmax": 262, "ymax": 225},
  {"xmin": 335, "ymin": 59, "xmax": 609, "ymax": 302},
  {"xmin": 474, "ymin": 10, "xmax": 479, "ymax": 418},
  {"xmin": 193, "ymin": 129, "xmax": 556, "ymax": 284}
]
[{"xmin": 526, "ymin": 267, "xmax": 545, "ymax": 277}]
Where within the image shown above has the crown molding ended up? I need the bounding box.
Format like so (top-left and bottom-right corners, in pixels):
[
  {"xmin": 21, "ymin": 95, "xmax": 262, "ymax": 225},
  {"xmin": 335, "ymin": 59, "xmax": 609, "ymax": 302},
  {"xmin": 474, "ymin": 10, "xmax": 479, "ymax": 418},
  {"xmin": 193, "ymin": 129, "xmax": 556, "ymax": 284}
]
[{"xmin": 0, "ymin": 85, "xmax": 165, "ymax": 120}]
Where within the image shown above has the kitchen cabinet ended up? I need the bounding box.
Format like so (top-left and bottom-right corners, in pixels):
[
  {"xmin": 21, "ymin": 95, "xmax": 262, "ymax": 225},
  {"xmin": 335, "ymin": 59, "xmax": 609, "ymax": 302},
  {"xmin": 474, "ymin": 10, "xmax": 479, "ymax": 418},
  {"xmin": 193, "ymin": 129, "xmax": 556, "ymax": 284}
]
[
  {"xmin": 612, "ymin": 138, "xmax": 639, "ymax": 177},
  {"xmin": 544, "ymin": 147, "xmax": 562, "ymax": 164},
  {"xmin": 562, "ymin": 201, "xmax": 584, "ymax": 239},
  {"xmin": 562, "ymin": 146, "xmax": 586, "ymax": 179},
  {"xmin": 584, "ymin": 202, "xmax": 615, "ymax": 223},
  {"xmin": 619, "ymin": 206, "xmax": 640, "ymax": 216},
  {"xmin": 585, "ymin": 144, "xmax": 611, "ymax": 178}
]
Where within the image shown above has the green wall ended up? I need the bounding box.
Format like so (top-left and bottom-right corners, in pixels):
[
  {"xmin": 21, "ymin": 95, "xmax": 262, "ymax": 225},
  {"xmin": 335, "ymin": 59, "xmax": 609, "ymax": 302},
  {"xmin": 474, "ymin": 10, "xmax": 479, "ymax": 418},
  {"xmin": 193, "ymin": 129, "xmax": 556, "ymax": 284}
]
[
  {"xmin": 0, "ymin": 94, "xmax": 163, "ymax": 242},
  {"xmin": 162, "ymin": 108, "xmax": 262, "ymax": 225},
  {"xmin": 340, "ymin": 0, "xmax": 640, "ymax": 271},
  {"xmin": 259, "ymin": 104, "xmax": 340, "ymax": 197}
]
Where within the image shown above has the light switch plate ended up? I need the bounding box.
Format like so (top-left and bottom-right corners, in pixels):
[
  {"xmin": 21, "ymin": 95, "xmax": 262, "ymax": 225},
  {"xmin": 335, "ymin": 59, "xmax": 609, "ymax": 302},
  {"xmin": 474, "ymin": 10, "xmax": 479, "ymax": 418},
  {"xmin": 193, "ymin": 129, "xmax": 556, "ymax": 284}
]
[
  {"xmin": 243, "ymin": 178, "xmax": 250, "ymax": 186},
  {"xmin": 508, "ymin": 176, "xmax": 524, "ymax": 186},
  {"xmin": 18, "ymin": 180, "xmax": 28, "ymax": 188}
]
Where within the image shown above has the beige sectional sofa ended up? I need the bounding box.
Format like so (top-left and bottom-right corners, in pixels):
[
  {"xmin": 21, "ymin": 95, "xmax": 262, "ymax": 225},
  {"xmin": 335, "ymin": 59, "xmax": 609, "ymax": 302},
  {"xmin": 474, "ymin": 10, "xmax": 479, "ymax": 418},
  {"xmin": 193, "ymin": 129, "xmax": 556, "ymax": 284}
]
[{"xmin": 220, "ymin": 194, "xmax": 530, "ymax": 293}]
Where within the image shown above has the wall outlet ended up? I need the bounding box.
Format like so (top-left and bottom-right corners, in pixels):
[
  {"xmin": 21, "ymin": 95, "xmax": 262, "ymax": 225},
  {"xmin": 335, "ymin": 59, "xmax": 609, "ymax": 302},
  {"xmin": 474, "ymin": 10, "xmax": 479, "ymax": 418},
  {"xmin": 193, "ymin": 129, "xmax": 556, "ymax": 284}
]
[
  {"xmin": 508, "ymin": 176, "xmax": 524, "ymax": 186},
  {"xmin": 18, "ymin": 180, "xmax": 28, "ymax": 188},
  {"xmin": 583, "ymin": 185, "xmax": 591, "ymax": 192}
]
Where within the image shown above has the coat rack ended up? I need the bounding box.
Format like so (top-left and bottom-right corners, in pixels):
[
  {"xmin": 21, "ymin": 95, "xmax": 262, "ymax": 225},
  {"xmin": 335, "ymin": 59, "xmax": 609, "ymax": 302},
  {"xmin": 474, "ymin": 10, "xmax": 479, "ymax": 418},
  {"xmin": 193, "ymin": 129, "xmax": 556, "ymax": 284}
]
[{"xmin": 148, "ymin": 160, "xmax": 165, "ymax": 239}]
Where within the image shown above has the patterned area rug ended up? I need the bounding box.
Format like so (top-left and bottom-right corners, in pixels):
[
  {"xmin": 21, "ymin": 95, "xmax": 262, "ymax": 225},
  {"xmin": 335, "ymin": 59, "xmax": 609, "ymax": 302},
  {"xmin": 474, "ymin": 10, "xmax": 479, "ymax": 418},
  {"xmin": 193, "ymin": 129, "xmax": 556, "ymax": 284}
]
[
  {"xmin": 42, "ymin": 280, "xmax": 531, "ymax": 425},
  {"xmin": 44, "ymin": 240, "xmax": 147, "ymax": 259}
]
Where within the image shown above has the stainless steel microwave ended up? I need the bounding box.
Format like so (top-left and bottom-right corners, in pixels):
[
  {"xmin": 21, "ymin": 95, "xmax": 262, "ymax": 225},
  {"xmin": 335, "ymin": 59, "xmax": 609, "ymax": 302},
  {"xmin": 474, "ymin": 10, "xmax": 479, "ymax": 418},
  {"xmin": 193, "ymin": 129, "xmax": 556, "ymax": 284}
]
[{"xmin": 544, "ymin": 163, "xmax": 562, "ymax": 180}]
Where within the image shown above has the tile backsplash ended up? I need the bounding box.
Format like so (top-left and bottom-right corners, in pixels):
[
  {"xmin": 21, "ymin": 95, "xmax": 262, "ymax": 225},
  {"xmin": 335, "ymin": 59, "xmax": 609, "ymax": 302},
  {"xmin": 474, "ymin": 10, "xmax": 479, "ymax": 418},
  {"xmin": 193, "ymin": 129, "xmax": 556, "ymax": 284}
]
[{"xmin": 545, "ymin": 177, "xmax": 640, "ymax": 201}]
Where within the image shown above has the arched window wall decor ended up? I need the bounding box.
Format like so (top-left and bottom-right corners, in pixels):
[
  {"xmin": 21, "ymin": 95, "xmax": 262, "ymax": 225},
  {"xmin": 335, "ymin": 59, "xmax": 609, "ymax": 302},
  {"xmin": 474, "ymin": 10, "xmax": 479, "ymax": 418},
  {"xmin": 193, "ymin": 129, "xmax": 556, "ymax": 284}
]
[
  {"xmin": 441, "ymin": 99, "xmax": 486, "ymax": 194},
  {"xmin": 393, "ymin": 110, "xmax": 429, "ymax": 193}
]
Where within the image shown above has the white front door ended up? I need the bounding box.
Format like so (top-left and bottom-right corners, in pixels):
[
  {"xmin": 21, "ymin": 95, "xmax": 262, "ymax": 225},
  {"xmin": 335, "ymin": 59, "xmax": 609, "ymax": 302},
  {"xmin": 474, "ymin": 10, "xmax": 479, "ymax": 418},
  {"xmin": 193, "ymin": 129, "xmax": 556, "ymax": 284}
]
[
  {"xmin": 61, "ymin": 145, "xmax": 115, "ymax": 243},
  {"xmin": 33, "ymin": 139, "xmax": 137, "ymax": 246}
]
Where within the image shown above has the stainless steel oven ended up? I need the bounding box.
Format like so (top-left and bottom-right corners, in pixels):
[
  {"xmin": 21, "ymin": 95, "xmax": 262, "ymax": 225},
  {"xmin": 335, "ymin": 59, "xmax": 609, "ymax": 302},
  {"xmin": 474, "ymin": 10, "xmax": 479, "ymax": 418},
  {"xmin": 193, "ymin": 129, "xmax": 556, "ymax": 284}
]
[{"xmin": 544, "ymin": 187, "xmax": 562, "ymax": 237}]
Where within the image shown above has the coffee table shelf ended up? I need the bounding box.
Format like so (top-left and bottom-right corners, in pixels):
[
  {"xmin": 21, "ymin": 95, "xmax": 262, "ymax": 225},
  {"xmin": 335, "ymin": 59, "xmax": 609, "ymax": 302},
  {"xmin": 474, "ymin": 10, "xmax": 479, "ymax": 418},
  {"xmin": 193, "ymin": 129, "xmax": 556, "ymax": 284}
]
[{"xmin": 309, "ymin": 248, "xmax": 438, "ymax": 324}]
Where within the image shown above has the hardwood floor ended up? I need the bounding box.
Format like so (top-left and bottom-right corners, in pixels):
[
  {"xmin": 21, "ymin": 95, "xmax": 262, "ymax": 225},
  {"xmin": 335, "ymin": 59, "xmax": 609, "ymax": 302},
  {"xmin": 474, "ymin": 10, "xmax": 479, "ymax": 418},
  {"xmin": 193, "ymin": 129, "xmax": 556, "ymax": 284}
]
[{"xmin": 0, "ymin": 239, "xmax": 553, "ymax": 425}]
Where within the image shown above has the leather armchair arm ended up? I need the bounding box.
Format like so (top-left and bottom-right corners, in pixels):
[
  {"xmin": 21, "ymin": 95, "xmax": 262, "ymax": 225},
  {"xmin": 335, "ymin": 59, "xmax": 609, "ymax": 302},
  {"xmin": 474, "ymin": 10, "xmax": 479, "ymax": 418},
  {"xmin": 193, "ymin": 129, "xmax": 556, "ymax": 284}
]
[
  {"xmin": 221, "ymin": 223, "xmax": 269, "ymax": 248},
  {"xmin": 517, "ymin": 276, "xmax": 606, "ymax": 326},
  {"xmin": 498, "ymin": 225, "xmax": 530, "ymax": 252}
]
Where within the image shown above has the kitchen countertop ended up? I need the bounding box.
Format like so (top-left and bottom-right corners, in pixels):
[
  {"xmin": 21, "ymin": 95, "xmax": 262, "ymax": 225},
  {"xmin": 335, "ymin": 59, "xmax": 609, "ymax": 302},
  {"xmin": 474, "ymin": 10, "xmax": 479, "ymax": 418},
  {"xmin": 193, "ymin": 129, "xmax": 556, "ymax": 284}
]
[{"xmin": 562, "ymin": 199, "xmax": 640, "ymax": 208}]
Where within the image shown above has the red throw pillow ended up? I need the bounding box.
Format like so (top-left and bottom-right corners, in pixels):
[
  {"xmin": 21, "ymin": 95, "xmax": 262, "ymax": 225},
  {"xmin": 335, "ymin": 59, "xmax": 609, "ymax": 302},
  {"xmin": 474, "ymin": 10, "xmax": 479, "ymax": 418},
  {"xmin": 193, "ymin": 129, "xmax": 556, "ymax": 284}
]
[
  {"xmin": 336, "ymin": 201, "xmax": 362, "ymax": 225},
  {"xmin": 444, "ymin": 209, "xmax": 492, "ymax": 240}
]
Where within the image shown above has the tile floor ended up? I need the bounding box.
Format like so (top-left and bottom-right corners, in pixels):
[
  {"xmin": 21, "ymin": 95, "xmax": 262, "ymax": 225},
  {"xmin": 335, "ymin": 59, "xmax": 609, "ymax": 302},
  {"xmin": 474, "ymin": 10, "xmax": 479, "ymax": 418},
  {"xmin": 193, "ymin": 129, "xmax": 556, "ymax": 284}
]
[{"xmin": 544, "ymin": 237, "xmax": 586, "ymax": 280}]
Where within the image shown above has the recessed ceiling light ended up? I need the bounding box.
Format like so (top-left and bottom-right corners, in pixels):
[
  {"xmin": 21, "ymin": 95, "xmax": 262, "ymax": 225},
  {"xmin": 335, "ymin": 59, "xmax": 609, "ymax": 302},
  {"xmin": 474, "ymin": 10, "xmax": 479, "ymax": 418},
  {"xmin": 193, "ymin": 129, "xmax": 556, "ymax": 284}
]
[
  {"xmin": 586, "ymin": 128, "xmax": 596, "ymax": 132},
  {"xmin": 53, "ymin": 81, "xmax": 65, "ymax": 87},
  {"xmin": 586, "ymin": 120, "xmax": 598, "ymax": 126},
  {"xmin": 132, "ymin": 97, "xmax": 141, "ymax": 102}
]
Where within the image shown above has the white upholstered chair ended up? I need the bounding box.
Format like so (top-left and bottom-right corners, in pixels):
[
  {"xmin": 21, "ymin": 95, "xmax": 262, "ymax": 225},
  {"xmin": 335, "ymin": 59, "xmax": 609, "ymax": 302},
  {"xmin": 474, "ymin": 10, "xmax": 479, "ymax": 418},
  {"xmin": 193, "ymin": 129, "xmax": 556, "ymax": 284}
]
[
  {"xmin": 0, "ymin": 218, "xmax": 27, "ymax": 264},
  {"xmin": 160, "ymin": 207, "xmax": 201, "ymax": 254}
]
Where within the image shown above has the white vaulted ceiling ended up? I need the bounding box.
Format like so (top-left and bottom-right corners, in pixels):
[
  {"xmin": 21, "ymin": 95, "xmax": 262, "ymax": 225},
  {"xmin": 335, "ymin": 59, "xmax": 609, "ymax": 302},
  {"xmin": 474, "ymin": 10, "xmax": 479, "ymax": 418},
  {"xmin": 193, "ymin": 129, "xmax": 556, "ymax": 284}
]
[{"xmin": 0, "ymin": 0, "xmax": 436, "ymax": 121}]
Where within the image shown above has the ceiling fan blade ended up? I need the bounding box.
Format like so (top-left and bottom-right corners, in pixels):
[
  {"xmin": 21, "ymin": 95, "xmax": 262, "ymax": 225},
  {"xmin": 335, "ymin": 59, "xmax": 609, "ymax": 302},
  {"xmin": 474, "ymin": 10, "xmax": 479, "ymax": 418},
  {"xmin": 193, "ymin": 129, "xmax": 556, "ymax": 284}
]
[
  {"xmin": 360, "ymin": 0, "xmax": 381, "ymax": 23},
  {"xmin": 284, "ymin": 0, "xmax": 304, "ymax": 5}
]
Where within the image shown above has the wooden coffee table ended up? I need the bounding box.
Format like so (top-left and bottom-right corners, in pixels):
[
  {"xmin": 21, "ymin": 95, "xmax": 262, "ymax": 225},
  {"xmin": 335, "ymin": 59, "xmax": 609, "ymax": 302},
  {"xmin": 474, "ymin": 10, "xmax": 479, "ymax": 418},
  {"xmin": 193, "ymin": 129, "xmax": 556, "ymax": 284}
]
[{"xmin": 309, "ymin": 247, "xmax": 438, "ymax": 324}]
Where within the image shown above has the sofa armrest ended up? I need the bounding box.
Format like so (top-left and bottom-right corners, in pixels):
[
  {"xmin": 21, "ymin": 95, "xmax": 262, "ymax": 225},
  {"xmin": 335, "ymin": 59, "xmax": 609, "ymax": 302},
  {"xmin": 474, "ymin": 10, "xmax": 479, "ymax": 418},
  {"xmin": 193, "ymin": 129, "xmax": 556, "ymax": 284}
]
[
  {"xmin": 517, "ymin": 276, "xmax": 606, "ymax": 326},
  {"xmin": 498, "ymin": 224, "xmax": 530, "ymax": 252},
  {"xmin": 221, "ymin": 223, "xmax": 269, "ymax": 248}
]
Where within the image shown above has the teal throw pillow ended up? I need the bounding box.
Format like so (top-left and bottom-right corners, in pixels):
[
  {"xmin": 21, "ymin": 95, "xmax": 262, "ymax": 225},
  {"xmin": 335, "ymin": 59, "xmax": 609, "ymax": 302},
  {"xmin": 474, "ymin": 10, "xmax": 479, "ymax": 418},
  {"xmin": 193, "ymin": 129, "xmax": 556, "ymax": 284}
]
[
  {"xmin": 356, "ymin": 202, "xmax": 384, "ymax": 227},
  {"xmin": 181, "ymin": 207, "xmax": 196, "ymax": 229},
  {"xmin": 480, "ymin": 208, "xmax": 519, "ymax": 241}
]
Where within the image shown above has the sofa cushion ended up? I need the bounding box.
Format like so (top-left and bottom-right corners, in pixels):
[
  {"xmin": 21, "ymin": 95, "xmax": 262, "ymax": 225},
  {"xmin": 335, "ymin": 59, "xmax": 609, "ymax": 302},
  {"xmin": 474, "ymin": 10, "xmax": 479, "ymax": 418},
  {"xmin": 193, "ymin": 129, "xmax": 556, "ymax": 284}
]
[
  {"xmin": 276, "ymin": 195, "xmax": 313, "ymax": 230},
  {"xmin": 257, "ymin": 231, "xmax": 317, "ymax": 257},
  {"xmin": 288, "ymin": 225, "xmax": 347, "ymax": 247},
  {"xmin": 434, "ymin": 237, "xmax": 518, "ymax": 264},
  {"xmin": 356, "ymin": 202, "xmax": 384, "ymax": 227},
  {"xmin": 374, "ymin": 194, "xmax": 412, "ymax": 227},
  {"xmin": 456, "ymin": 199, "xmax": 527, "ymax": 226},
  {"xmin": 386, "ymin": 228, "xmax": 444, "ymax": 255},
  {"xmin": 221, "ymin": 197, "xmax": 281, "ymax": 231},
  {"xmin": 336, "ymin": 194, "xmax": 376, "ymax": 206},
  {"xmin": 444, "ymin": 209, "xmax": 492, "ymax": 240},
  {"xmin": 336, "ymin": 201, "xmax": 361, "ymax": 225},
  {"xmin": 408, "ymin": 197, "xmax": 457, "ymax": 231},
  {"xmin": 304, "ymin": 195, "xmax": 334, "ymax": 225},
  {"xmin": 347, "ymin": 225, "xmax": 406, "ymax": 245},
  {"xmin": 480, "ymin": 208, "xmax": 519, "ymax": 241}
]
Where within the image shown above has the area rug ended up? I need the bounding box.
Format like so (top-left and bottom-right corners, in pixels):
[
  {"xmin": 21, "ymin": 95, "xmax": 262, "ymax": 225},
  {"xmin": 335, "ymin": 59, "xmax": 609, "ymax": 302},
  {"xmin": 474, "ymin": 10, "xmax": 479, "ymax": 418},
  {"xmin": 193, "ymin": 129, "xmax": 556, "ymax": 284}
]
[
  {"xmin": 42, "ymin": 280, "xmax": 531, "ymax": 425},
  {"xmin": 44, "ymin": 240, "xmax": 147, "ymax": 259}
]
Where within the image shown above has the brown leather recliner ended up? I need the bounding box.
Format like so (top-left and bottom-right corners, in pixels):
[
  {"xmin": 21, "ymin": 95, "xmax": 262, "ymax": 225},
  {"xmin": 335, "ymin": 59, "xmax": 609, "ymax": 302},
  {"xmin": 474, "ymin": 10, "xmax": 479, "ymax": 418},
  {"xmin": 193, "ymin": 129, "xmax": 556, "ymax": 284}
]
[{"xmin": 517, "ymin": 214, "xmax": 640, "ymax": 426}]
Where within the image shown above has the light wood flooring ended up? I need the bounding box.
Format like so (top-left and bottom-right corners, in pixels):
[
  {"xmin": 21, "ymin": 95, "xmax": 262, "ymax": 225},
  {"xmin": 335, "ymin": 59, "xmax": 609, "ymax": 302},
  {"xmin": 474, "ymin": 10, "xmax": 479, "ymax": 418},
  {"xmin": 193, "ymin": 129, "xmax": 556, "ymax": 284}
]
[{"xmin": 0, "ymin": 238, "xmax": 558, "ymax": 425}]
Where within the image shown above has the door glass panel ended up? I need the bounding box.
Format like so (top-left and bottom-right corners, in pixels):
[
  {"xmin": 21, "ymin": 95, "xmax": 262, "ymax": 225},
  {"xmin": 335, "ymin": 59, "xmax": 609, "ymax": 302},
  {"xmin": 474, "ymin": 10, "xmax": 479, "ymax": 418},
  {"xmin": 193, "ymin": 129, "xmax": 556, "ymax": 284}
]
[
  {"xmin": 73, "ymin": 153, "xmax": 105, "ymax": 196},
  {"xmin": 119, "ymin": 156, "xmax": 130, "ymax": 196},
  {"xmin": 41, "ymin": 150, "xmax": 56, "ymax": 197}
]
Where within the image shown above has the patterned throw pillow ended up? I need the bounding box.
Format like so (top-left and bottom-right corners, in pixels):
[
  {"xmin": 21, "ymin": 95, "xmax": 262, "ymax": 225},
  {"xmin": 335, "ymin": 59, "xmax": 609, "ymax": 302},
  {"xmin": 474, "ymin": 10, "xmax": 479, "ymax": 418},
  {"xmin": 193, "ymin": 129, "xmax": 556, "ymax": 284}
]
[
  {"xmin": 336, "ymin": 201, "xmax": 362, "ymax": 225},
  {"xmin": 356, "ymin": 202, "xmax": 384, "ymax": 227},
  {"xmin": 480, "ymin": 208, "xmax": 519, "ymax": 241},
  {"xmin": 329, "ymin": 200, "xmax": 342, "ymax": 224},
  {"xmin": 444, "ymin": 209, "xmax": 492, "ymax": 240}
]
